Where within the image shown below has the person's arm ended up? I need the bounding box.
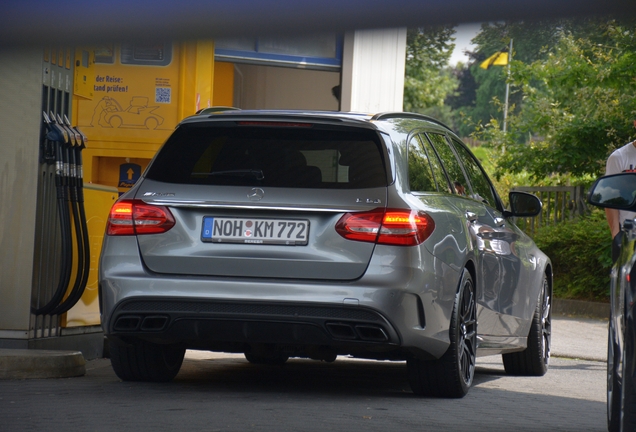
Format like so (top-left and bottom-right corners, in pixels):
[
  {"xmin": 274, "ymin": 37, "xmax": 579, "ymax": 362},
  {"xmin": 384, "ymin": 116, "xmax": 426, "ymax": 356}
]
[
  {"xmin": 605, "ymin": 152, "xmax": 622, "ymax": 237},
  {"xmin": 606, "ymin": 208, "xmax": 621, "ymax": 238}
]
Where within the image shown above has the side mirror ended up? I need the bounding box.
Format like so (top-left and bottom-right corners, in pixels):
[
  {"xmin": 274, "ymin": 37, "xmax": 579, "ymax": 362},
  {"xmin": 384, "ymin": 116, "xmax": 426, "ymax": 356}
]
[
  {"xmin": 587, "ymin": 173, "xmax": 636, "ymax": 210},
  {"xmin": 506, "ymin": 191, "xmax": 542, "ymax": 217}
]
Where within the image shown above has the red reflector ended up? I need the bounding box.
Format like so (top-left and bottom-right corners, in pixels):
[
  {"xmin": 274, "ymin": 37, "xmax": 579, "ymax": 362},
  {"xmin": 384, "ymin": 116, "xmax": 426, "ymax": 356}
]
[
  {"xmin": 335, "ymin": 208, "xmax": 435, "ymax": 246},
  {"xmin": 107, "ymin": 199, "xmax": 175, "ymax": 236},
  {"xmin": 236, "ymin": 121, "xmax": 312, "ymax": 128}
]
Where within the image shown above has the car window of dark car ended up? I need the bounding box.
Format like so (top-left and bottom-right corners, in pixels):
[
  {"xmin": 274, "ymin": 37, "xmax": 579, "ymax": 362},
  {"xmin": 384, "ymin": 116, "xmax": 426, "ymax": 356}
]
[
  {"xmin": 407, "ymin": 135, "xmax": 438, "ymax": 192},
  {"xmin": 145, "ymin": 124, "xmax": 387, "ymax": 189},
  {"xmin": 448, "ymin": 138, "xmax": 498, "ymax": 208},
  {"xmin": 425, "ymin": 133, "xmax": 470, "ymax": 197}
]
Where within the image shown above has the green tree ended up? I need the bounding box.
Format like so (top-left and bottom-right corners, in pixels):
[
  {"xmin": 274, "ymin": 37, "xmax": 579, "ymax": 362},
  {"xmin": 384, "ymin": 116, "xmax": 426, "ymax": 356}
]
[
  {"xmin": 455, "ymin": 21, "xmax": 562, "ymax": 133},
  {"xmin": 404, "ymin": 26, "xmax": 458, "ymax": 114},
  {"xmin": 480, "ymin": 18, "xmax": 636, "ymax": 179}
]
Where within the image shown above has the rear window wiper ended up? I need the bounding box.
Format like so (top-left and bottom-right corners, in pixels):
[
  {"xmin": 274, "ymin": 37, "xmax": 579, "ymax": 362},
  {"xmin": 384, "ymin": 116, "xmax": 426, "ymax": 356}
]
[{"xmin": 192, "ymin": 169, "xmax": 264, "ymax": 181}]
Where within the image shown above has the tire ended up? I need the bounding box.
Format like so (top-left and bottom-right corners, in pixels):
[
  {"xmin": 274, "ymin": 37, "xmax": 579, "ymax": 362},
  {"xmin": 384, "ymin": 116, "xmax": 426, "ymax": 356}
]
[
  {"xmin": 108, "ymin": 338, "xmax": 185, "ymax": 382},
  {"xmin": 607, "ymin": 323, "xmax": 621, "ymax": 432},
  {"xmin": 502, "ymin": 274, "xmax": 551, "ymax": 376},
  {"xmin": 244, "ymin": 352, "xmax": 289, "ymax": 365},
  {"xmin": 407, "ymin": 269, "xmax": 477, "ymax": 398},
  {"xmin": 622, "ymin": 322, "xmax": 636, "ymax": 431}
]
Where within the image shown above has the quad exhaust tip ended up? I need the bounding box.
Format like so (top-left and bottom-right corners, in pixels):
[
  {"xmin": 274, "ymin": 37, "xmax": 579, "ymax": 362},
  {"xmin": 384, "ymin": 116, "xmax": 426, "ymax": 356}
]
[
  {"xmin": 113, "ymin": 315, "xmax": 168, "ymax": 332},
  {"xmin": 326, "ymin": 322, "xmax": 388, "ymax": 342}
]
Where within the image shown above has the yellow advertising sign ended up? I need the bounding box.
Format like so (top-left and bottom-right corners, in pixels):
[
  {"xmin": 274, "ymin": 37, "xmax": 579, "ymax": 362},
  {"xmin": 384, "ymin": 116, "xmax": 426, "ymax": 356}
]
[
  {"xmin": 75, "ymin": 42, "xmax": 181, "ymax": 144},
  {"xmin": 73, "ymin": 41, "xmax": 219, "ymax": 189}
]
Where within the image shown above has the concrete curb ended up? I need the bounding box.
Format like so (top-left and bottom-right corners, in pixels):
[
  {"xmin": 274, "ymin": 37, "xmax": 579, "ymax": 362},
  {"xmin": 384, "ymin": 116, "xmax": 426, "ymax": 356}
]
[
  {"xmin": 0, "ymin": 349, "xmax": 85, "ymax": 380},
  {"xmin": 553, "ymin": 298, "xmax": 609, "ymax": 320}
]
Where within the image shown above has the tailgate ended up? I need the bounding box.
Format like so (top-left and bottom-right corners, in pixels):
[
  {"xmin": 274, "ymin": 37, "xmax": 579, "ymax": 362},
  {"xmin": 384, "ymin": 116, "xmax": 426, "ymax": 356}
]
[{"xmin": 137, "ymin": 185, "xmax": 387, "ymax": 280}]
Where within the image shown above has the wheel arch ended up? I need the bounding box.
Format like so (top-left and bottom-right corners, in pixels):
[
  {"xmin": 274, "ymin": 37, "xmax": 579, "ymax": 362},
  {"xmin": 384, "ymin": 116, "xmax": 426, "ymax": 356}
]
[
  {"xmin": 544, "ymin": 263, "xmax": 554, "ymax": 305},
  {"xmin": 544, "ymin": 262, "xmax": 553, "ymax": 293},
  {"xmin": 463, "ymin": 258, "xmax": 477, "ymax": 295}
]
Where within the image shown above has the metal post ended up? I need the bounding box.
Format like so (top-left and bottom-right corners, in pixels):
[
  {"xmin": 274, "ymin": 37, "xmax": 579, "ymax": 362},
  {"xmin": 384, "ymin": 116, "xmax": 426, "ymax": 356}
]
[{"xmin": 503, "ymin": 38, "xmax": 513, "ymax": 133}]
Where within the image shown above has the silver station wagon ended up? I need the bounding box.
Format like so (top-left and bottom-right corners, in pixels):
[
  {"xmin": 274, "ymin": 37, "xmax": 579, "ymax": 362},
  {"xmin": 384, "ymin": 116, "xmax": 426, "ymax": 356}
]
[{"xmin": 99, "ymin": 110, "xmax": 552, "ymax": 397}]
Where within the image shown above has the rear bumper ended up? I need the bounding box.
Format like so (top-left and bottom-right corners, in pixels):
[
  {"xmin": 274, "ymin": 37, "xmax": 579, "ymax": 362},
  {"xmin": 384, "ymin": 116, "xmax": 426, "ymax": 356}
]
[
  {"xmin": 107, "ymin": 296, "xmax": 403, "ymax": 357},
  {"xmin": 99, "ymin": 237, "xmax": 460, "ymax": 360}
]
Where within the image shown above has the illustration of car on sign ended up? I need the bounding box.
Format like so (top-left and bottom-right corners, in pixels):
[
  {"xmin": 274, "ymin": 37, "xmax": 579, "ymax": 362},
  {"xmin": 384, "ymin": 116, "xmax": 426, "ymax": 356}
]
[{"xmin": 101, "ymin": 96, "xmax": 164, "ymax": 129}]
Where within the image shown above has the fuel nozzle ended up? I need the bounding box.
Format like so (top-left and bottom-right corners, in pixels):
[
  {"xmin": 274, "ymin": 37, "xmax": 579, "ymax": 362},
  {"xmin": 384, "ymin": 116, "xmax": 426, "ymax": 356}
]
[
  {"xmin": 62, "ymin": 115, "xmax": 79, "ymax": 147},
  {"xmin": 43, "ymin": 111, "xmax": 68, "ymax": 144},
  {"xmin": 43, "ymin": 112, "xmax": 69, "ymax": 180},
  {"xmin": 63, "ymin": 115, "xmax": 87, "ymax": 187}
]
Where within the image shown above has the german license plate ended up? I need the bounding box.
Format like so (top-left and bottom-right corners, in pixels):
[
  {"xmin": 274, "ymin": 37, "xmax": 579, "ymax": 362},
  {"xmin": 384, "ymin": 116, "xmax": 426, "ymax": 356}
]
[{"xmin": 201, "ymin": 217, "xmax": 309, "ymax": 245}]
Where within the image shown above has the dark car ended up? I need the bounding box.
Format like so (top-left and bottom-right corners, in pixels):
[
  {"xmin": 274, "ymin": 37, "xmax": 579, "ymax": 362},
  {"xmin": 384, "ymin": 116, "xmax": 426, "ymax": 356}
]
[
  {"xmin": 588, "ymin": 172, "xmax": 636, "ymax": 431},
  {"xmin": 99, "ymin": 110, "xmax": 552, "ymax": 398}
]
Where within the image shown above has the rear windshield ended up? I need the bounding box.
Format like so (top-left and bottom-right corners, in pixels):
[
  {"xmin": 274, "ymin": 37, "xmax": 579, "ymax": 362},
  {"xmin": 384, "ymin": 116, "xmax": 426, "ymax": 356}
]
[{"xmin": 145, "ymin": 123, "xmax": 387, "ymax": 189}]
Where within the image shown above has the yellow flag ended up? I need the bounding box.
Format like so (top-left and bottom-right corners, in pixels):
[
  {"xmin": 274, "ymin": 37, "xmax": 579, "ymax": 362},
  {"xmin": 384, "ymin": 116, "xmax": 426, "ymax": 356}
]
[{"xmin": 480, "ymin": 51, "xmax": 509, "ymax": 69}]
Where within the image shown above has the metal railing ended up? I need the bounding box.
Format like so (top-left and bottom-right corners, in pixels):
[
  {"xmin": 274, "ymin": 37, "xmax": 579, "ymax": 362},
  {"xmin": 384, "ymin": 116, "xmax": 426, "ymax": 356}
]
[{"xmin": 511, "ymin": 185, "xmax": 589, "ymax": 235}]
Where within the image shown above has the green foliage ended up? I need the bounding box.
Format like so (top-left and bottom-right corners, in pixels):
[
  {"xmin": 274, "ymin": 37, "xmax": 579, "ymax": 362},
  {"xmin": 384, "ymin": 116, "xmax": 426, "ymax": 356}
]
[
  {"xmin": 470, "ymin": 146, "xmax": 492, "ymax": 170},
  {"xmin": 452, "ymin": 21, "xmax": 563, "ymax": 134},
  {"xmin": 408, "ymin": 19, "xmax": 633, "ymax": 302},
  {"xmin": 471, "ymin": 144, "xmax": 595, "ymax": 204},
  {"xmin": 474, "ymin": 18, "xmax": 636, "ymax": 179},
  {"xmin": 404, "ymin": 26, "xmax": 459, "ymax": 112},
  {"xmin": 415, "ymin": 104, "xmax": 458, "ymax": 131},
  {"xmin": 531, "ymin": 210, "xmax": 613, "ymax": 301}
]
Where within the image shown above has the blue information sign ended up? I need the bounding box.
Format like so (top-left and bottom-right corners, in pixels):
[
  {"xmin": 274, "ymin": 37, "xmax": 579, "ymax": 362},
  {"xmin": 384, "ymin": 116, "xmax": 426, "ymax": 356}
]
[{"xmin": 119, "ymin": 163, "xmax": 142, "ymax": 189}]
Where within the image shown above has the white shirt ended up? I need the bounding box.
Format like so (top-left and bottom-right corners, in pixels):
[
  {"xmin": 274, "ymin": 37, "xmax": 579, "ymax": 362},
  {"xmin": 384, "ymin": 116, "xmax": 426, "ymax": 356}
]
[{"xmin": 606, "ymin": 141, "xmax": 636, "ymax": 223}]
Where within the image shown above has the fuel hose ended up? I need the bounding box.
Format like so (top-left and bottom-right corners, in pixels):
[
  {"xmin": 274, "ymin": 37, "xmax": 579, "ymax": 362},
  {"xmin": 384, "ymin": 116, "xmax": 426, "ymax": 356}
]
[
  {"xmin": 49, "ymin": 123, "xmax": 90, "ymax": 316},
  {"xmin": 32, "ymin": 116, "xmax": 74, "ymax": 316}
]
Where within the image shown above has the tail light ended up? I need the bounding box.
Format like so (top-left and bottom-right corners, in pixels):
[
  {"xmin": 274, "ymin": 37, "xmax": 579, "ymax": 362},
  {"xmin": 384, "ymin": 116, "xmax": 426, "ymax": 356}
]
[
  {"xmin": 335, "ymin": 208, "xmax": 435, "ymax": 246},
  {"xmin": 107, "ymin": 199, "xmax": 175, "ymax": 236},
  {"xmin": 237, "ymin": 121, "xmax": 312, "ymax": 128}
]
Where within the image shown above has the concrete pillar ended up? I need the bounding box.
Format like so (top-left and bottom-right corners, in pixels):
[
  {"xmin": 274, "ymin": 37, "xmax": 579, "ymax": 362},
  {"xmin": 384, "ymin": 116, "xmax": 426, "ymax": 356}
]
[
  {"xmin": 340, "ymin": 28, "xmax": 407, "ymax": 113},
  {"xmin": 0, "ymin": 48, "xmax": 42, "ymax": 343}
]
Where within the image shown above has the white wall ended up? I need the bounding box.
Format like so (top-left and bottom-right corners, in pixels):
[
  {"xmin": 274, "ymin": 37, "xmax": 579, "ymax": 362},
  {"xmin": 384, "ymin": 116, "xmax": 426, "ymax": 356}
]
[
  {"xmin": 340, "ymin": 28, "xmax": 407, "ymax": 113},
  {"xmin": 235, "ymin": 64, "xmax": 340, "ymax": 110}
]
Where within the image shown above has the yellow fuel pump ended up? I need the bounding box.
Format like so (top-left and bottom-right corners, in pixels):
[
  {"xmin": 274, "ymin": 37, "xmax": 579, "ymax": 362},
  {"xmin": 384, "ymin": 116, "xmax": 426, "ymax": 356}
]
[{"xmin": 63, "ymin": 40, "xmax": 234, "ymax": 327}]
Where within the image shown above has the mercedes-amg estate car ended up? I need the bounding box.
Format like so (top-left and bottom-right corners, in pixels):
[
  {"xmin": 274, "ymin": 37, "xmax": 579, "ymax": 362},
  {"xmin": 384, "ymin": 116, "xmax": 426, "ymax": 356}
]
[{"xmin": 99, "ymin": 110, "xmax": 552, "ymax": 398}]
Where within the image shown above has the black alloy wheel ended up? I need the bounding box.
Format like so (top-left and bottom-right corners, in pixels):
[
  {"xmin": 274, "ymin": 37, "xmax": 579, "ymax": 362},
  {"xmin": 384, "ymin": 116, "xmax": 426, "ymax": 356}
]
[
  {"xmin": 621, "ymin": 319, "xmax": 636, "ymax": 431},
  {"xmin": 456, "ymin": 271, "xmax": 477, "ymax": 388},
  {"xmin": 607, "ymin": 322, "xmax": 621, "ymax": 432},
  {"xmin": 408, "ymin": 269, "xmax": 477, "ymax": 398},
  {"xmin": 503, "ymin": 274, "xmax": 551, "ymax": 376}
]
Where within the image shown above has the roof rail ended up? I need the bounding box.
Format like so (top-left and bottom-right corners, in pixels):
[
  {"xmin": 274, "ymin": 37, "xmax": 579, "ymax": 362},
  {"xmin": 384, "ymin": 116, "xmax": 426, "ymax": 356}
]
[
  {"xmin": 371, "ymin": 112, "xmax": 453, "ymax": 132},
  {"xmin": 196, "ymin": 106, "xmax": 241, "ymax": 115}
]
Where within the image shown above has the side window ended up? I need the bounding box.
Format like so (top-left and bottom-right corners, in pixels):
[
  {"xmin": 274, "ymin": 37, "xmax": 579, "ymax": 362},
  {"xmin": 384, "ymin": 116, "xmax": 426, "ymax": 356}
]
[
  {"xmin": 450, "ymin": 138, "xmax": 498, "ymax": 208},
  {"xmin": 407, "ymin": 136, "xmax": 437, "ymax": 192},
  {"xmin": 419, "ymin": 134, "xmax": 451, "ymax": 193},
  {"xmin": 425, "ymin": 133, "xmax": 470, "ymax": 197}
]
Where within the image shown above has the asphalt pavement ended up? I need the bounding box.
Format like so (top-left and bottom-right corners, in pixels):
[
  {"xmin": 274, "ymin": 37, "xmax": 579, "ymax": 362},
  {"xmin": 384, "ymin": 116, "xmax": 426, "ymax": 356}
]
[
  {"xmin": 0, "ymin": 314, "xmax": 611, "ymax": 432},
  {"xmin": 0, "ymin": 312, "xmax": 609, "ymax": 380}
]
